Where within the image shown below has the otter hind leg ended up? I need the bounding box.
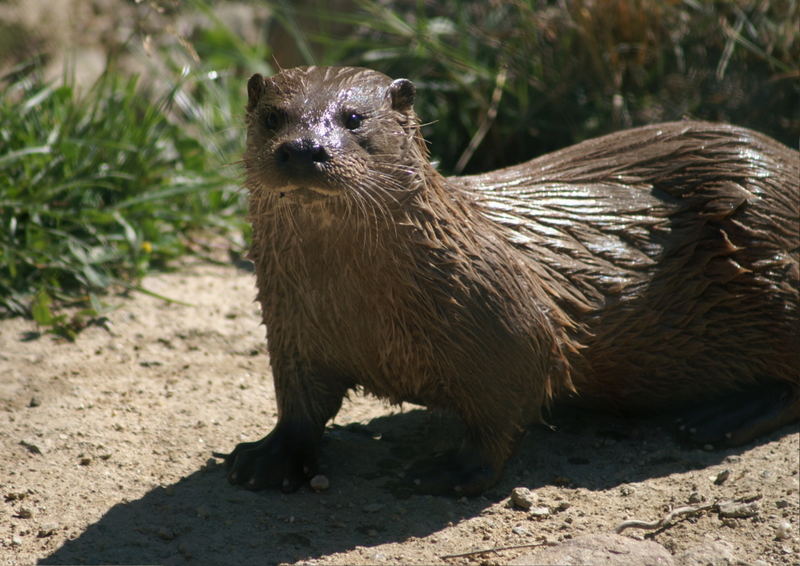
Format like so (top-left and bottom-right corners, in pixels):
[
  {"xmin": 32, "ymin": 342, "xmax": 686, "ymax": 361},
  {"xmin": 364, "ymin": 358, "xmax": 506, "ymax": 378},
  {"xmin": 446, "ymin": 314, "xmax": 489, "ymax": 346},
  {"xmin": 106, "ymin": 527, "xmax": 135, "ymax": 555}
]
[
  {"xmin": 402, "ymin": 435, "xmax": 508, "ymax": 497},
  {"xmin": 677, "ymin": 382, "xmax": 800, "ymax": 447},
  {"xmin": 403, "ymin": 414, "xmax": 524, "ymax": 497}
]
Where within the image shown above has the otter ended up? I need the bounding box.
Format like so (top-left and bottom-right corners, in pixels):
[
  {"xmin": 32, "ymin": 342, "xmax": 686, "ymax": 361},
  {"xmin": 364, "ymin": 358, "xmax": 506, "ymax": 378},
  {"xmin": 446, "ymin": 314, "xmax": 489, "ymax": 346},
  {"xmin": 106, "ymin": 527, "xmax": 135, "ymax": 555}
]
[{"xmin": 223, "ymin": 66, "xmax": 799, "ymax": 495}]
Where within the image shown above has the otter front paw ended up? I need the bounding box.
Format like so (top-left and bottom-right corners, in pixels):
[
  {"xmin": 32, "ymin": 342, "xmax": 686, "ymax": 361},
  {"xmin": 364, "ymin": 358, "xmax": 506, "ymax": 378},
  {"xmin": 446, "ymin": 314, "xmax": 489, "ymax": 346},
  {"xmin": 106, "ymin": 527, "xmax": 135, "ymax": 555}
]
[{"xmin": 221, "ymin": 421, "xmax": 320, "ymax": 492}]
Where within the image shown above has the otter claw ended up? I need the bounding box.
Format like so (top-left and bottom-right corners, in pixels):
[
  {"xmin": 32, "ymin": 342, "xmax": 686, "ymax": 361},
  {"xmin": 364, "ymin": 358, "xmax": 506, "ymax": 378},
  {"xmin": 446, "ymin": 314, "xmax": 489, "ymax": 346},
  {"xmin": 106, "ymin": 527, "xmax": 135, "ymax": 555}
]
[{"xmin": 223, "ymin": 421, "xmax": 321, "ymax": 492}]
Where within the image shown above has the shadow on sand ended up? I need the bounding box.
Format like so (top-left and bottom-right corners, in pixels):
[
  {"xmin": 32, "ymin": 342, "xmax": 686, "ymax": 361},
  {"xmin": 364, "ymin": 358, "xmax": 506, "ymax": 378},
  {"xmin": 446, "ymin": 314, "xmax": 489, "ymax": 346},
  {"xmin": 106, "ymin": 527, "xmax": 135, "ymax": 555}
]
[{"xmin": 40, "ymin": 406, "xmax": 796, "ymax": 565}]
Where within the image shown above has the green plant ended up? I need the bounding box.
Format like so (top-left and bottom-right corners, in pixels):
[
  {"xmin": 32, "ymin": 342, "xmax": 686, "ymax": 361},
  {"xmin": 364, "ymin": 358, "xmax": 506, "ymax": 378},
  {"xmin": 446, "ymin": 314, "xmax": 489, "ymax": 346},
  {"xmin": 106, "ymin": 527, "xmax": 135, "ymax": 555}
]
[{"xmin": 0, "ymin": 62, "xmax": 245, "ymax": 333}]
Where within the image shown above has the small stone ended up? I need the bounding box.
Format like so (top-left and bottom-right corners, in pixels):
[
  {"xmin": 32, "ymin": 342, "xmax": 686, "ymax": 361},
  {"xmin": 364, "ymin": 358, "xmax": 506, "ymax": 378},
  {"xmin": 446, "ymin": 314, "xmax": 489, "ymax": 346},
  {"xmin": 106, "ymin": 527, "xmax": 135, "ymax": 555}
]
[
  {"xmin": 529, "ymin": 506, "xmax": 551, "ymax": 518},
  {"xmin": 510, "ymin": 487, "xmax": 536, "ymax": 510},
  {"xmin": 775, "ymin": 521, "xmax": 793, "ymax": 541},
  {"xmin": 775, "ymin": 499, "xmax": 790, "ymax": 509},
  {"xmin": 688, "ymin": 491, "xmax": 703, "ymax": 504},
  {"xmin": 79, "ymin": 457, "xmax": 92, "ymax": 466},
  {"xmin": 19, "ymin": 440, "xmax": 42, "ymax": 455},
  {"xmin": 619, "ymin": 485, "xmax": 634, "ymax": 496},
  {"xmin": 17, "ymin": 507, "xmax": 33, "ymax": 519},
  {"xmin": 713, "ymin": 469, "xmax": 730, "ymax": 485},
  {"xmin": 37, "ymin": 523, "xmax": 58, "ymax": 537},
  {"xmin": 11, "ymin": 535, "xmax": 22, "ymax": 546},
  {"xmin": 718, "ymin": 501, "xmax": 759, "ymax": 518},
  {"xmin": 362, "ymin": 503, "xmax": 384, "ymax": 513},
  {"xmin": 512, "ymin": 525, "xmax": 529, "ymax": 536},
  {"xmin": 310, "ymin": 474, "xmax": 330, "ymax": 492},
  {"xmin": 29, "ymin": 396, "xmax": 41, "ymax": 407}
]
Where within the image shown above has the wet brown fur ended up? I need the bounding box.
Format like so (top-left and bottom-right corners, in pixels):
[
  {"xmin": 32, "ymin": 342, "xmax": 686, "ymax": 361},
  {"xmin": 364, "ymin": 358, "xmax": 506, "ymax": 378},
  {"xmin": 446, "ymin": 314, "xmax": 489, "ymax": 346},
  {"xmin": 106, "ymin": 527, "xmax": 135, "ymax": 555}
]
[{"xmin": 241, "ymin": 66, "xmax": 799, "ymax": 490}]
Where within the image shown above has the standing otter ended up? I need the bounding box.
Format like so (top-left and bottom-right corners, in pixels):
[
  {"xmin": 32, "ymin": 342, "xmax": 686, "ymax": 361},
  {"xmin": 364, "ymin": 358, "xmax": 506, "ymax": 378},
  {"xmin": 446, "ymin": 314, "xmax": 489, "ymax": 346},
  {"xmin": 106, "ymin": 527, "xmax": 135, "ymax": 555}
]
[{"xmin": 223, "ymin": 66, "xmax": 799, "ymax": 495}]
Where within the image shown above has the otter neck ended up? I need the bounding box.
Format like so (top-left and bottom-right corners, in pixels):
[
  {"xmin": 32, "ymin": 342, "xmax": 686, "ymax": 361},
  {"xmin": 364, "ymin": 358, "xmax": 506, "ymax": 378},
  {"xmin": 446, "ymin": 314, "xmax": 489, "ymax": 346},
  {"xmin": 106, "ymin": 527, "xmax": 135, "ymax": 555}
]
[{"xmin": 254, "ymin": 163, "xmax": 473, "ymax": 268}]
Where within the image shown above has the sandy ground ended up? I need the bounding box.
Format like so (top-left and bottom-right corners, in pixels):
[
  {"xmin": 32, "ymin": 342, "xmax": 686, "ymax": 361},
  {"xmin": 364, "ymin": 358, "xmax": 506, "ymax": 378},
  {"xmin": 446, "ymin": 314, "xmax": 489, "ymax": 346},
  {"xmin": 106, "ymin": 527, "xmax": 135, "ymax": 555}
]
[{"xmin": 0, "ymin": 261, "xmax": 798, "ymax": 566}]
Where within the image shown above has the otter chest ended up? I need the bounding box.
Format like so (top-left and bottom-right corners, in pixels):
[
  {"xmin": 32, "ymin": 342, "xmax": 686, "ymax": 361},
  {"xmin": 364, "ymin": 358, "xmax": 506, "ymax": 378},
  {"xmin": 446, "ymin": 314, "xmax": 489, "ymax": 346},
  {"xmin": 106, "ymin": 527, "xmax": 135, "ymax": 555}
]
[{"xmin": 274, "ymin": 249, "xmax": 442, "ymax": 403}]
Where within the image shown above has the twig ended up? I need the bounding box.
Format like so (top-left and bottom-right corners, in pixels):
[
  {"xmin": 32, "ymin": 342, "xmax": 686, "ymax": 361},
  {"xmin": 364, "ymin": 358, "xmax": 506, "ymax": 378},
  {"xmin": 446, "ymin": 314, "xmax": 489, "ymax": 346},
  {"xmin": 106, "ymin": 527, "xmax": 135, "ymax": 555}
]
[
  {"xmin": 441, "ymin": 541, "xmax": 547, "ymax": 560},
  {"xmin": 615, "ymin": 503, "xmax": 716, "ymax": 534},
  {"xmin": 615, "ymin": 494, "xmax": 762, "ymax": 534}
]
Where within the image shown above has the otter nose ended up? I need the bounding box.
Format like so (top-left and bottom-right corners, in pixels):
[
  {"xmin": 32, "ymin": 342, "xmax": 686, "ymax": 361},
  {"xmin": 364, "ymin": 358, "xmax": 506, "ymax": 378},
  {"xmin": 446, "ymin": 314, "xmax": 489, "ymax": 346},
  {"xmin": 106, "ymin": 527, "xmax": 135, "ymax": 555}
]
[{"xmin": 275, "ymin": 138, "xmax": 330, "ymax": 171}]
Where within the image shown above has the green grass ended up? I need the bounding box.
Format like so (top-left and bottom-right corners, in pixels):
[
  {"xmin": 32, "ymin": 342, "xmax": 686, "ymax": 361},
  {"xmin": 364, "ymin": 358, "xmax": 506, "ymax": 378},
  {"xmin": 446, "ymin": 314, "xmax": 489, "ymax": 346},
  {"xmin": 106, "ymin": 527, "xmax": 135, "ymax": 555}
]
[{"xmin": 0, "ymin": 61, "xmax": 246, "ymax": 336}]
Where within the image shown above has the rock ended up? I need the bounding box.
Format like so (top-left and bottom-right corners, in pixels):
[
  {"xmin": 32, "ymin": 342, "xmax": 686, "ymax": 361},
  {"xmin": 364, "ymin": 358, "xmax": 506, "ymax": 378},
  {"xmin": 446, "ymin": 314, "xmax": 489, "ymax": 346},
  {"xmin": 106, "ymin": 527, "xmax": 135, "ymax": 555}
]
[
  {"xmin": 712, "ymin": 470, "xmax": 730, "ymax": 485},
  {"xmin": 674, "ymin": 539, "xmax": 736, "ymax": 565},
  {"xmin": 310, "ymin": 474, "xmax": 330, "ymax": 492},
  {"xmin": 510, "ymin": 487, "xmax": 536, "ymax": 510},
  {"xmin": 37, "ymin": 523, "xmax": 58, "ymax": 537},
  {"xmin": 775, "ymin": 521, "xmax": 793, "ymax": 541},
  {"xmin": 529, "ymin": 506, "xmax": 551, "ymax": 518},
  {"xmin": 718, "ymin": 501, "xmax": 758, "ymax": 519},
  {"xmin": 19, "ymin": 440, "xmax": 42, "ymax": 455},
  {"xmin": 509, "ymin": 533, "xmax": 674, "ymax": 565}
]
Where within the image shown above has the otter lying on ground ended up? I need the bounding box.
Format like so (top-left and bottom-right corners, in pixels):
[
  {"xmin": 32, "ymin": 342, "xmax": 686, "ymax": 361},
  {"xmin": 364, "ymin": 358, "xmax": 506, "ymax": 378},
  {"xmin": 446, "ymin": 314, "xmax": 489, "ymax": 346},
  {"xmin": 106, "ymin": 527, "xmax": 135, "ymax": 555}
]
[{"xmin": 222, "ymin": 66, "xmax": 799, "ymax": 495}]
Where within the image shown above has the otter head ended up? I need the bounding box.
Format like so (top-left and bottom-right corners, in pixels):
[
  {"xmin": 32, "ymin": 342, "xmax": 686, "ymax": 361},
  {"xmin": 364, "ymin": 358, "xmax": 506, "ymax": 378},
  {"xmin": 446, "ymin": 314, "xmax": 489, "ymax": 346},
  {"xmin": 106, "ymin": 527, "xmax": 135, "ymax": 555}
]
[{"xmin": 244, "ymin": 66, "xmax": 424, "ymax": 208}]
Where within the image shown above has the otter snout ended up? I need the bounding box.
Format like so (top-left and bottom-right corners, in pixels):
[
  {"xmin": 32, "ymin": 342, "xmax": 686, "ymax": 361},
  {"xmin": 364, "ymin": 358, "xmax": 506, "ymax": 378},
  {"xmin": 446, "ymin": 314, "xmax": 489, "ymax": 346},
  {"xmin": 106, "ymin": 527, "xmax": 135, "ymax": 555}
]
[{"xmin": 275, "ymin": 138, "xmax": 331, "ymax": 176}]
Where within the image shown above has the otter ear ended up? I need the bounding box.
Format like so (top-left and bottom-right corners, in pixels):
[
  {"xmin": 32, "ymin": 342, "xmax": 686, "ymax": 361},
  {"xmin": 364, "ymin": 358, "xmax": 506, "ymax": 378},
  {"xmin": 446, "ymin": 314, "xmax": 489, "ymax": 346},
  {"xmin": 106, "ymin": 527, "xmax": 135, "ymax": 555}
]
[
  {"xmin": 388, "ymin": 78, "xmax": 415, "ymax": 113},
  {"xmin": 247, "ymin": 74, "xmax": 266, "ymax": 112}
]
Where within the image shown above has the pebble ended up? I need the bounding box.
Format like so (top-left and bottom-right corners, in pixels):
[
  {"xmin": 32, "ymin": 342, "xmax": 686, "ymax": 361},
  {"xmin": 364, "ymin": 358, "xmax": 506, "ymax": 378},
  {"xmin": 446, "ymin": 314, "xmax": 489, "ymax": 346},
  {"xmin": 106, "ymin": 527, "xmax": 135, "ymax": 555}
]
[
  {"xmin": 618, "ymin": 485, "xmax": 634, "ymax": 496},
  {"xmin": 157, "ymin": 527, "xmax": 176, "ymax": 541},
  {"xmin": 688, "ymin": 491, "xmax": 703, "ymax": 504},
  {"xmin": 775, "ymin": 521, "xmax": 793, "ymax": 541},
  {"xmin": 29, "ymin": 396, "xmax": 41, "ymax": 408},
  {"xmin": 19, "ymin": 440, "xmax": 42, "ymax": 455},
  {"xmin": 17, "ymin": 507, "xmax": 33, "ymax": 519},
  {"xmin": 718, "ymin": 501, "xmax": 759, "ymax": 518},
  {"xmin": 529, "ymin": 506, "xmax": 551, "ymax": 518},
  {"xmin": 310, "ymin": 474, "xmax": 330, "ymax": 492},
  {"xmin": 510, "ymin": 487, "xmax": 536, "ymax": 510},
  {"xmin": 512, "ymin": 525, "xmax": 529, "ymax": 536},
  {"xmin": 712, "ymin": 469, "xmax": 730, "ymax": 485},
  {"xmin": 37, "ymin": 523, "xmax": 58, "ymax": 537},
  {"xmin": 11, "ymin": 535, "xmax": 22, "ymax": 546}
]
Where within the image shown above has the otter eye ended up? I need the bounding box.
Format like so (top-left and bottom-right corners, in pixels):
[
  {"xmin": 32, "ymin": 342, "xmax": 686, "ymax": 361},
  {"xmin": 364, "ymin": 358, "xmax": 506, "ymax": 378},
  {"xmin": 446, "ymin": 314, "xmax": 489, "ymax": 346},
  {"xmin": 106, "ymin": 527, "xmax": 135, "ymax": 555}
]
[
  {"xmin": 263, "ymin": 107, "xmax": 283, "ymax": 130},
  {"xmin": 343, "ymin": 112, "xmax": 364, "ymax": 131}
]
